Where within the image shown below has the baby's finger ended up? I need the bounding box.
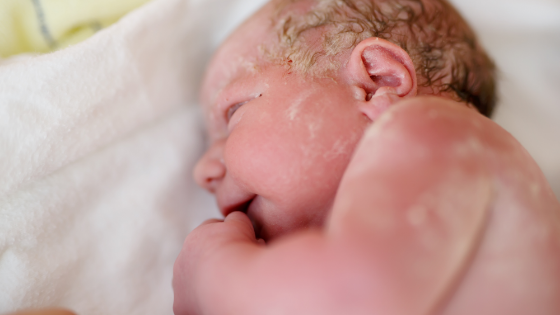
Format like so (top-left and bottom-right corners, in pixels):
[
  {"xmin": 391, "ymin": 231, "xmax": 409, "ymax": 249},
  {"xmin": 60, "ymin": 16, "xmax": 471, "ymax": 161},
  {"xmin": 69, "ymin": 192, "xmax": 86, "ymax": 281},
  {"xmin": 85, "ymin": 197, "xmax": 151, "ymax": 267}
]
[
  {"xmin": 224, "ymin": 211, "xmax": 257, "ymax": 241},
  {"xmin": 200, "ymin": 218, "xmax": 223, "ymax": 226}
]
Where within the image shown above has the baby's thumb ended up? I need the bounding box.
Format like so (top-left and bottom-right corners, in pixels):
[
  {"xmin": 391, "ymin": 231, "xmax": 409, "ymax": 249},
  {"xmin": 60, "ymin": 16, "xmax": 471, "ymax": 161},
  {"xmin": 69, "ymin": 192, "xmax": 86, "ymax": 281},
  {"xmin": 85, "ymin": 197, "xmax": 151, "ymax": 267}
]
[
  {"xmin": 224, "ymin": 211, "xmax": 258, "ymax": 243},
  {"xmin": 329, "ymin": 98, "xmax": 492, "ymax": 315}
]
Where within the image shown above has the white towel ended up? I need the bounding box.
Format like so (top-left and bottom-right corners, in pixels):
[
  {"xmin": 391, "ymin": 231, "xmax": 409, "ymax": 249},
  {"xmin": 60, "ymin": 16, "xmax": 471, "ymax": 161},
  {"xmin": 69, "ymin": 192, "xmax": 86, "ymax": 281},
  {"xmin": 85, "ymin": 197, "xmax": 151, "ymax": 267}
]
[
  {"xmin": 0, "ymin": 0, "xmax": 266, "ymax": 314},
  {"xmin": 0, "ymin": 0, "xmax": 558, "ymax": 314}
]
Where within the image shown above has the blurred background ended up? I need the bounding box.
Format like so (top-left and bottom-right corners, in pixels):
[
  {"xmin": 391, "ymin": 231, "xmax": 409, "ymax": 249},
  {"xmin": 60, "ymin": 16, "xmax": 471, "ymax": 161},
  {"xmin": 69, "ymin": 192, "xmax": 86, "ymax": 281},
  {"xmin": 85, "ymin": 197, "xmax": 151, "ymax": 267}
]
[{"xmin": 450, "ymin": 0, "xmax": 560, "ymax": 199}]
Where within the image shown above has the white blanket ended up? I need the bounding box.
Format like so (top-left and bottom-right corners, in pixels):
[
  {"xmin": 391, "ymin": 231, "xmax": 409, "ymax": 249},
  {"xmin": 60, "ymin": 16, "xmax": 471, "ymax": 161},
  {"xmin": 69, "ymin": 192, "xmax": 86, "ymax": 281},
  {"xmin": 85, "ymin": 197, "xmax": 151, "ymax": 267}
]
[
  {"xmin": 0, "ymin": 0, "xmax": 266, "ymax": 313},
  {"xmin": 0, "ymin": 0, "xmax": 558, "ymax": 314}
]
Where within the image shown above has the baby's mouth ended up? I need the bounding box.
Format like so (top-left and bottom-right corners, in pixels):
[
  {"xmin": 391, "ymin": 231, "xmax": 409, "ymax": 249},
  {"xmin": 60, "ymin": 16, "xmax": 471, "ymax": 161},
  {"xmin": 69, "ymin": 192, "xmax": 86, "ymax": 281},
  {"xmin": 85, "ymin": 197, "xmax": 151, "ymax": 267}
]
[
  {"xmin": 221, "ymin": 196, "xmax": 254, "ymax": 217},
  {"xmin": 242, "ymin": 199, "xmax": 266, "ymax": 240},
  {"xmin": 221, "ymin": 196, "xmax": 263, "ymax": 238}
]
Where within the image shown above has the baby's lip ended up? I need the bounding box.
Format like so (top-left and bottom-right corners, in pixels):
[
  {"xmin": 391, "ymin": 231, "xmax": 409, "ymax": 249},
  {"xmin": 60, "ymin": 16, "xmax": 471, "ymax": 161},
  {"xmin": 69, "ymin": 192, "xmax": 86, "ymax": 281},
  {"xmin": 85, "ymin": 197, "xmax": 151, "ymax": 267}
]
[
  {"xmin": 218, "ymin": 193, "xmax": 256, "ymax": 217},
  {"xmin": 221, "ymin": 195, "xmax": 264, "ymax": 240}
]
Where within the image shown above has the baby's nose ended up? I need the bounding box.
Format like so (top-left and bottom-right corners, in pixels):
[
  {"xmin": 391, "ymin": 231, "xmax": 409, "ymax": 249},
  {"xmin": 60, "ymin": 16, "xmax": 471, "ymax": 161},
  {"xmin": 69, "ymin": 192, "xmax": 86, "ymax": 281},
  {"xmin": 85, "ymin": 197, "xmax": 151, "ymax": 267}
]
[{"xmin": 194, "ymin": 140, "xmax": 226, "ymax": 193}]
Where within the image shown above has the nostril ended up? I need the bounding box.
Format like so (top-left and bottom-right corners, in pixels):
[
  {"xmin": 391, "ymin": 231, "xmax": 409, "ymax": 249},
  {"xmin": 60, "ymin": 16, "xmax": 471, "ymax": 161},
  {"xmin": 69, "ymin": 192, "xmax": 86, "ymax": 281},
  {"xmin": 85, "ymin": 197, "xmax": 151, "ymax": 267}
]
[
  {"xmin": 194, "ymin": 157, "xmax": 226, "ymax": 193},
  {"xmin": 204, "ymin": 178, "xmax": 218, "ymax": 194},
  {"xmin": 194, "ymin": 139, "xmax": 227, "ymax": 191}
]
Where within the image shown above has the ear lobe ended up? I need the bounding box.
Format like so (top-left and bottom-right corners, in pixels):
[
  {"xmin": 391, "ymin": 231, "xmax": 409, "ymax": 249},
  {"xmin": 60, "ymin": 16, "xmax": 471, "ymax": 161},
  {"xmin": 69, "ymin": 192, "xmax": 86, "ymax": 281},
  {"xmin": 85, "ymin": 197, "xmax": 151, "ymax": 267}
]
[{"xmin": 347, "ymin": 38, "xmax": 418, "ymax": 121}]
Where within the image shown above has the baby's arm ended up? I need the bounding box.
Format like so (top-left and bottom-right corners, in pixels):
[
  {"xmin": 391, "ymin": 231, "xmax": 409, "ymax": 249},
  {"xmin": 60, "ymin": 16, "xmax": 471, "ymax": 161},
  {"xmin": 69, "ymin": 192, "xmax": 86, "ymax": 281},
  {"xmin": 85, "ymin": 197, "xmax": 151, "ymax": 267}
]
[{"xmin": 173, "ymin": 97, "xmax": 560, "ymax": 315}]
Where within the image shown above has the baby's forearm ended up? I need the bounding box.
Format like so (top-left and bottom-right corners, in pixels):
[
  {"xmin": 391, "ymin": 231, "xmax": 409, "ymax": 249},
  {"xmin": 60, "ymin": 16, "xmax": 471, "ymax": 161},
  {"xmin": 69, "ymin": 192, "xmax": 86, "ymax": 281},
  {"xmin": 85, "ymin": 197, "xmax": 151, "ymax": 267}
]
[
  {"xmin": 176, "ymin": 210, "xmax": 426, "ymax": 315},
  {"xmin": 193, "ymin": 231, "xmax": 362, "ymax": 315},
  {"xmin": 185, "ymin": 188, "xmax": 488, "ymax": 315}
]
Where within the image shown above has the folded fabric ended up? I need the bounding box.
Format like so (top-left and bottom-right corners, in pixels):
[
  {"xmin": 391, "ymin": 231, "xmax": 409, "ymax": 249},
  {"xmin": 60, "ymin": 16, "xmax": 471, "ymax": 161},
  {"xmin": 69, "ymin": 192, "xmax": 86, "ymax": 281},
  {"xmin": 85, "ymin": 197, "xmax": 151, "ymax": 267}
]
[
  {"xmin": 0, "ymin": 0, "xmax": 151, "ymax": 58},
  {"xmin": 0, "ymin": 0, "xmax": 266, "ymax": 314}
]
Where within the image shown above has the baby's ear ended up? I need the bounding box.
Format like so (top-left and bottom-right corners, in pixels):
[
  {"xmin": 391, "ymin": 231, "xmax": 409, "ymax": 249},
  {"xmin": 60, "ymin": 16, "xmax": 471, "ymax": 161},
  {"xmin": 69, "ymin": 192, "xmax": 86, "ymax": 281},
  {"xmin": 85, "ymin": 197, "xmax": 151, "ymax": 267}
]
[{"xmin": 346, "ymin": 38, "xmax": 417, "ymax": 121}]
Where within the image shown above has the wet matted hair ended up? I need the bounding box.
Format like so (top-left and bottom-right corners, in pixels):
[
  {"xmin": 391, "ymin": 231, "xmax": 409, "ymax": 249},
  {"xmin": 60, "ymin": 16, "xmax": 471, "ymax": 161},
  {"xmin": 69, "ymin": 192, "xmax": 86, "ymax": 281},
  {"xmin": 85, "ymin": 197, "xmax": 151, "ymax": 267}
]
[{"xmin": 271, "ymin": 0, "xmax": 496, "ymax": 117}]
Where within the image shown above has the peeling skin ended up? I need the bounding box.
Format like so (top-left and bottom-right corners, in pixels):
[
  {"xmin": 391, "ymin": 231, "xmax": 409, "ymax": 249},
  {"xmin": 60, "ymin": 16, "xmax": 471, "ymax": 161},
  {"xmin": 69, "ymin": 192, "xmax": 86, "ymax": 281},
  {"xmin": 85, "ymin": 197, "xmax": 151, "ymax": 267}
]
[
  {"xmin": 323, "ymin": 139, "xmax": 345, "ymax": 160},
  {"xmin": 307, "ymin": 122, "xmax": 319, "ymax": 139},
  {"xmin": 453, "ymin": 136, "xmax": 484, "ymax": 157},
  {"xmin": 198, "ymin": 35, "xmax": 366, "ymax": 240},
  {"xmin": 323, "ymin": 138, "xmax": 354, "ymax": 161},
  {"xmin": 286, "ymin": 90, "xmax": 312, "ymax": 121}
]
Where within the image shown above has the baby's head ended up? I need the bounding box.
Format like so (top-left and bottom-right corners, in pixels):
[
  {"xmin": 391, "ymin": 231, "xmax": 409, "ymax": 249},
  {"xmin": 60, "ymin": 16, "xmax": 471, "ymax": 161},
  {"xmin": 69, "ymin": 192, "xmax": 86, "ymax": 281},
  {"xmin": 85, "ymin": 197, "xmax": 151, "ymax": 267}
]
[{"xmin": 195, "ymin": 0, "xmax": 495, "ymax": 241}]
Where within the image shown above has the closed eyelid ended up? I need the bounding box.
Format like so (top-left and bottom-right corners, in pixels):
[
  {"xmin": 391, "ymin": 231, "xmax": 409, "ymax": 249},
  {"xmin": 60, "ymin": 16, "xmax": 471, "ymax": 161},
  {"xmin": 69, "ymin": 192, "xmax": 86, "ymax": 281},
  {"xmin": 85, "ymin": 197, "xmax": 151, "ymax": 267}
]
[
  {"xmin": 226, "ymin": 93, "xmax": 263, "ymax": 122},
  {"xmin": 227, "ymin": 101, "xmax": 248, "ymax": 122}
]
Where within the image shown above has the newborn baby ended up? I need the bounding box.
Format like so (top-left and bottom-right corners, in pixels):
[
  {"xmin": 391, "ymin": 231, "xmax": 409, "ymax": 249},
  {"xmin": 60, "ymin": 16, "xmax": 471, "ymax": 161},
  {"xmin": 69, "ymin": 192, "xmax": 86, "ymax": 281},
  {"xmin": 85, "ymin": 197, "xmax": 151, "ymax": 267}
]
[{"xmin": 173, "ymin": 0, "xmax": 560, "ymax": 314}]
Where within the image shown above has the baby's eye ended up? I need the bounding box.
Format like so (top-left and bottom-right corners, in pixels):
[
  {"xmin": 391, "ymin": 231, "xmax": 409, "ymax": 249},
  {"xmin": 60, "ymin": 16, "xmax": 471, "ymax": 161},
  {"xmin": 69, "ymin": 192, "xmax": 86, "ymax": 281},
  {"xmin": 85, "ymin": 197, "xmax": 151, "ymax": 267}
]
[
  {"xmin": 226, "ymin": 94, "xmax": 262, "ymax": 122},
  {"xmin": 227, "ymin": 101, "xmax": 248, "ymax": 122}
]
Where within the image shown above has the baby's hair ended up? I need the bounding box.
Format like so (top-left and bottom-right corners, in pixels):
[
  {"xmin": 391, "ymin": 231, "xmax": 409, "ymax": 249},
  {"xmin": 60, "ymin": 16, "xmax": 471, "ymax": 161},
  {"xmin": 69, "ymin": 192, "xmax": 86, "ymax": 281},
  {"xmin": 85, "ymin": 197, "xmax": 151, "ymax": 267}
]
[{"xmin": 272, "ymin": 0, "xmax": 496, "ymax": 117}]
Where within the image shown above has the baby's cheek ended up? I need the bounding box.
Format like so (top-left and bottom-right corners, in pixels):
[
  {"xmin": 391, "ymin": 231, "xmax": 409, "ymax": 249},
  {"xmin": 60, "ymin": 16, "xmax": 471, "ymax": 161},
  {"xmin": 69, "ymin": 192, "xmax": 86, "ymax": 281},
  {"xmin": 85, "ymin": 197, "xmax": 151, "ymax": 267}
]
[
  {"xmin": 227, "ymin": 105, "xmax": 300, "ymax": 173},
  {"xmin": 224, "ymin": 123, "xmax": 296, "ymax": 191}
]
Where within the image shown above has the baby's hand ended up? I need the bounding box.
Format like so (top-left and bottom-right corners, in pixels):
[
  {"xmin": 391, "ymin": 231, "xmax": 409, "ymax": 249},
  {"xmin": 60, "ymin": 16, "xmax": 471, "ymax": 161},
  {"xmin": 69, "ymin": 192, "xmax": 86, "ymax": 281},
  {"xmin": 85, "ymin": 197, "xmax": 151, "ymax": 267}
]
[{"xmin": 173, "ymin": 212, "xmax": 261, "ymax": 315}]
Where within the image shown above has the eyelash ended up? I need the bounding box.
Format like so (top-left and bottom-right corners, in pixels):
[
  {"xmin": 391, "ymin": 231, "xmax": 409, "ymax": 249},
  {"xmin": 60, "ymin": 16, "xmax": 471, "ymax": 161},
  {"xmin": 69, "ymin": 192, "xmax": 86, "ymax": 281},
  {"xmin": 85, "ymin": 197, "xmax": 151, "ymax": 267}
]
[
  {"xmin": 226, "ymin": 94, "xmax": 263, "ymax": 122},
  {"xmin": 227, "ymin": 101, "xmax": 247, "ymax": 122}
]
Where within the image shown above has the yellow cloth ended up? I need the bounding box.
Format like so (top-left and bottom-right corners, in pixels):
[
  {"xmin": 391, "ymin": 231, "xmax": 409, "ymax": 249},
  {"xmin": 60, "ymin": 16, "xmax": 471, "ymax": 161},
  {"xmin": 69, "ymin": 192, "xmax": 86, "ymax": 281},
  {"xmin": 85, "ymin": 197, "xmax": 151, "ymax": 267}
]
[{"xmin": 0, "ymin": 0, "xmax": 150, "ymax": 58}]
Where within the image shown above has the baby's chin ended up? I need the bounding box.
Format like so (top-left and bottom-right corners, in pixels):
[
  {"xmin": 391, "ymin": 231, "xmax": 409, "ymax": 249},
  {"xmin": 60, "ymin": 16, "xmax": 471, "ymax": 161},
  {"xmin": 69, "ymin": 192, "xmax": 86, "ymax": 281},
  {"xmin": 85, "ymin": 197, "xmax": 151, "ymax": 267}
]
[
  {"xmin": 255, "ymin": 223, "xmax": 309, "ymax": 243},
  {"xmin": 246, "ymin": 196, "xmax": 331, "ymax": 242},
  {"xmin": 250, "ymin": 212, "xmax": 325, "ymax": 243},
  {"xmin": 253, "ymin": 222, "xmax": 291, "ymax": 243}
]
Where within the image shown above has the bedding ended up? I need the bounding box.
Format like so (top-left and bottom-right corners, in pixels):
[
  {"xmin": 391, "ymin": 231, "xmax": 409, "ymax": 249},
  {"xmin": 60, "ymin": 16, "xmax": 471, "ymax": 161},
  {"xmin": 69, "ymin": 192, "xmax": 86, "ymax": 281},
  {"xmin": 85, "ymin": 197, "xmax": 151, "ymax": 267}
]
[
  {"xmin": 0, "ymin": 0, "xmax": 558, "ymax": 314},
  {"xmin": 0, "ymin": 0, "xmax": 150, "ymax": 57},
  {"xmin": 0, "ymin": 0, "xmax": 266, "ymax": 313}
]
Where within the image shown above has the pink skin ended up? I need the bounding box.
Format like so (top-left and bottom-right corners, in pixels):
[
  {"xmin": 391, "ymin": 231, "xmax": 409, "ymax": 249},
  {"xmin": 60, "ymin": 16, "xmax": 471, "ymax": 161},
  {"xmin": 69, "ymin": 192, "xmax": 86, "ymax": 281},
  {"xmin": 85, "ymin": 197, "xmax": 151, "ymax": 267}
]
[
  {"xmin": 194, "ymin": 1, "xmax": 416, "ymax": 241},
  {"xmin": 174, "ymin": 1, "xmax": 560, "ymax": 314},
  {"xmin": 196, "ymin": 63, "xmax": 367, "ymax": 240}
]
